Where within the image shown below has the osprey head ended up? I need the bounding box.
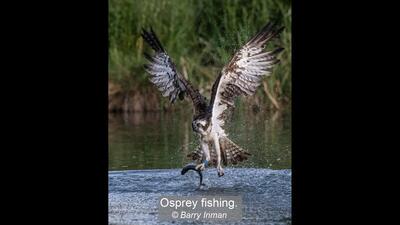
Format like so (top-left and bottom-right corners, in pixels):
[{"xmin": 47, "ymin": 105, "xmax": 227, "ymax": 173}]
[{"xmin": 192, "ymin": 115, "xmax": 210, "ymax": 134}]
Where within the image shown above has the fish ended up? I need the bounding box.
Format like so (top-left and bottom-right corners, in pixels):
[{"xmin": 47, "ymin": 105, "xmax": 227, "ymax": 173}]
[{"xmin": 181, "ymin": 164, "xmax": 205, "ymax": 187}]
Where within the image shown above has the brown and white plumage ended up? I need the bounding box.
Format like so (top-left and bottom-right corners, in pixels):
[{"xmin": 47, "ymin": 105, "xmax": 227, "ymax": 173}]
[
  {"xmin": 141, "ymin": 23, "xmax": 284, "ymax": 177},
  {"xmin": 209, "ymin": 22, "xmax": 284, "ymax": 138},
  {"xmin": 141, "ymin": 28, "xmax": 208, "ymax": 116},
  {"xmin": 141, "ymin": 28, "xmax": 184, "ymax": 103},
  {"xmin": 188, "ymin": 136, "xmax": 251, "ymax": 166}
]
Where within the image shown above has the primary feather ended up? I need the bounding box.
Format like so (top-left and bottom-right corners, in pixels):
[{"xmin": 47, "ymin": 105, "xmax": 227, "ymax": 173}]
[
  {"xmin": 141, "ymin": 28, "xmax": 208, "ymax": 116},
  {"xmin": 141, "ymin": 28, "xmax": 185, "ymax": 103},
  {"xmin": 209, "ymin": 22, "xmax": 284, "ymax": 137}
]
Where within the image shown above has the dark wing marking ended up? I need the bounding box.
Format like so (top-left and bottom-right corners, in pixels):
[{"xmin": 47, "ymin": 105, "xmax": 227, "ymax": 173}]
[
  {"xmin": 141, "ymin": 28, "xmax": 208, "ymax": 114},
  {"xmin": 141, "ymin": 28, "xmax": 185, "ymax": 103},
  {"xmin": 210, "ymin": 22, "xmax": 284, "ymax": 135}
]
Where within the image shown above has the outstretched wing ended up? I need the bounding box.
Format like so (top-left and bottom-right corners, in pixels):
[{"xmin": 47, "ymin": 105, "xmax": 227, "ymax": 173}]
[
  {"xmin": 141, "ymin": 28, "xmax": 208, "ymax": 115},
  {"xmin": 141, "ymin": 28, "xmax": 186, "ymax": 103},
  {"xmin": 210, "ymin": 22, "xmax": 284, "ymax": 136}
]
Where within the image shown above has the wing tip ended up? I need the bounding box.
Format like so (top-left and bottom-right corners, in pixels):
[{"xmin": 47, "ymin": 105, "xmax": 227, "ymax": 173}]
[
  {"xmin": 248, "ymin": 22, "xmax": 285, "ymax": 46},
  {"xmin": 141, "ymin": 26, "xmax": 165, "ymax": 53},
  {"xmin": 273, "ymin": 47, "xmax": 285, "ymax": 55}
]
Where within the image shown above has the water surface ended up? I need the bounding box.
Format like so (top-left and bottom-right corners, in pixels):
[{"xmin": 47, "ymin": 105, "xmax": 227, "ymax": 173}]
[
  {"xmin": 109, "ymin": 107, "xmax": 291, "ymax": 170},
  {"xmin": 109, "ymin": 168, "xmax": 291, "ymax": 224}
]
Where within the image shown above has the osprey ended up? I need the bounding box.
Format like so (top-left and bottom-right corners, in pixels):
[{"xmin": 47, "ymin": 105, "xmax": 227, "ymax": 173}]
[{"xmin": 141, "ymin": 22, "xmax": 284, "ymax": 177}]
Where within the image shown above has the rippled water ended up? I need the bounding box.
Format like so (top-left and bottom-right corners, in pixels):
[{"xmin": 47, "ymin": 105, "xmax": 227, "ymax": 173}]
[
  {"xmin": 109, "ymin": 168, "xmax": 292, "ymax": 224},
  {"xmin": 109, "ymin": 107, "xmax": 291, "ymax": 170}
]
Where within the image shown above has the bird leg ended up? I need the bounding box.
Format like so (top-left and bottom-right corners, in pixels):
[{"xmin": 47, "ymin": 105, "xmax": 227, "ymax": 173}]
[
  {"xmin": 195, "ymin": 142, "xmax": 210, "ymax": 171},
  {"xmin": 213, "ymin": 134, "xmax": 224, "ymax": 177}
]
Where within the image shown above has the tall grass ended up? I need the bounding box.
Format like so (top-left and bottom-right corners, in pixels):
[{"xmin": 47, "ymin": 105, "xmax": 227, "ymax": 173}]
[{"xmin": 109, "ymin": 0, "xmax": 291, "ymax": 108}]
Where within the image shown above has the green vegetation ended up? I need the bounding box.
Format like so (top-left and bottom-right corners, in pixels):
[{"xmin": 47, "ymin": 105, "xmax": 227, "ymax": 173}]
[{"xmin": 109, "ymin": 0, "xmax": 291, "ymax": 109}]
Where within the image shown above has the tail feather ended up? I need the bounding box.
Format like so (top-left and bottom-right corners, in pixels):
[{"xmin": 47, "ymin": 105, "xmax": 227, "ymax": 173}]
[
  {"xmin": 219, "ymin": 136, "xmax": 251, "ymax": 166},
  {"xmin": 186, "ymin": 137, "xmax": 251, "ymax": 166},
  {"xmin": 186, "ymin": 145, "xmax": 218, "ymax": 166},
  {"xmin": 187, "ymin": 146, "xmax": 202, "ymax": 161}
]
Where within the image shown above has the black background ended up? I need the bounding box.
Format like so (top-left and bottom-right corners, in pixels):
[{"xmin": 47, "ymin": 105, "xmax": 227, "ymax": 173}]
[{"xmin": 2, "ymin": 0, "xmax": 396, "ymax": 224}]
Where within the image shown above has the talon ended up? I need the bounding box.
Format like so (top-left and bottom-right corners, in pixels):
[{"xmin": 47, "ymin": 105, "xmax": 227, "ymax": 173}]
[
  {"xmin": 195, "ymin": 160, "xmax": 208, "ymax": 171},
  {"xmin": 196, "ymin": 163, "xmax": 205, "ymax": 171},
  {"xmin": 217, "ymin": 167, "xmax": 224, "ymax": 177}
]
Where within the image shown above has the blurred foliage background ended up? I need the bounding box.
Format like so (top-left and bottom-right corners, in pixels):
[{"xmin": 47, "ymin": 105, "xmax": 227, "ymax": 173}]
[{"xmin": 109, "ymin": 0, "xmax": 291, "ymax": 111}]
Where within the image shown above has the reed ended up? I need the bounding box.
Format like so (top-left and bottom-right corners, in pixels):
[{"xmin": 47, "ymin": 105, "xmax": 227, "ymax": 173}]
[{"xmin": 109, "ymin": 0, "xmax": 291, "ymax": 109}]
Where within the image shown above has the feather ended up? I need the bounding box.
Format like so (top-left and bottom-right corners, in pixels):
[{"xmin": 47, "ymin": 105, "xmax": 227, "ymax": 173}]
[
  {"xmin": 209, "ymin": 22, "xmax": 284, "ymax": 136},
  {"xmin": 142, "ymin": 27, "xmax": 208, "ymax": 115}
]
